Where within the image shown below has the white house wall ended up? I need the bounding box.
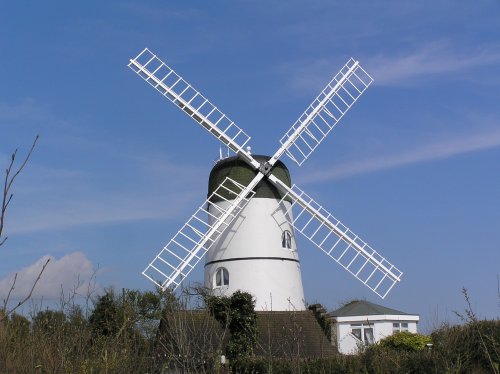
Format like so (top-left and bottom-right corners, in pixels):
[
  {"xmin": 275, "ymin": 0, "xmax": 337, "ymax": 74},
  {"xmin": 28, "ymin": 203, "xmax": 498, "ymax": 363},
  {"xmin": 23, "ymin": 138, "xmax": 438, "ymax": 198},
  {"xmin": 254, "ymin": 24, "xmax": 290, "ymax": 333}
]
[{"xmin": 334, "ymin": 315, "xmax": 419, "ymax": 354}]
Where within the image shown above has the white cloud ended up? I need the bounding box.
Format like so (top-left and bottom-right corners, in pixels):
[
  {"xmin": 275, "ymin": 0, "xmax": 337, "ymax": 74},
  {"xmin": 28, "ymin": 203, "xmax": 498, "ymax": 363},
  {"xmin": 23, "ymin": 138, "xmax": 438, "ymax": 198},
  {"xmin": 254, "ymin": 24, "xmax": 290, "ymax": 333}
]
[
  {"xmin": 6, "ymin": 192, "xmax": 199, "ymax": 235},
  {"xmin": 0, "ymin": 252, "xmax": 97, "ymax": 300},
  {"xmin": 281, "ymin": 42, "xmax": 500, "ymax": 94},
  {"xmin": 367, "ymin": 42, "xmax": 500, "ymax": 86},
  {"xmin": 298, "ymin": 129, "xmax": 500, "ymax": 184}
]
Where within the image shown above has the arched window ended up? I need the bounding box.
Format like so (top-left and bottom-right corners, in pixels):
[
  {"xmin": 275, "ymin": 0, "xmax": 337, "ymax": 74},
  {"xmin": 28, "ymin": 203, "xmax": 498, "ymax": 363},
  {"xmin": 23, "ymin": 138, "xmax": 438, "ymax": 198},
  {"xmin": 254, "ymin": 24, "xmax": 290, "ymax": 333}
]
[
  {"xmin": 281, "ymin": 230, "xmax": 292, "ymax": 249},
  {"xmin": 215, "ymin": 267, "xmax": 229, "ymax": 287}
]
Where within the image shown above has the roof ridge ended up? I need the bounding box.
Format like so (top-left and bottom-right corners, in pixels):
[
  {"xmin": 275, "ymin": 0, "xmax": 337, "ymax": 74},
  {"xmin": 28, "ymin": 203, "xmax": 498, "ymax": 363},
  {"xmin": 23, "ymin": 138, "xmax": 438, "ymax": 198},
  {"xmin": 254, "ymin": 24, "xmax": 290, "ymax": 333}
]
[{"xmin": 329, "ymin": 300, "xmax": 413, "ymax": 317}]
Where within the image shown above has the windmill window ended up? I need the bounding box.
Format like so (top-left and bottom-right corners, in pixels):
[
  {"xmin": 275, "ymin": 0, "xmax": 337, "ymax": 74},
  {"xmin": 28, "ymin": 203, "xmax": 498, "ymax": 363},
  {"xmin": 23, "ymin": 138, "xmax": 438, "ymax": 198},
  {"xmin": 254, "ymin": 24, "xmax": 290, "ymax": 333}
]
[
  {"xmin": 214, "ymin": 267, "xmax": 229, "ymax": 287},
  {"xmin": 281, "ymin": 230, "xmax": 293, "ymax": 249}
]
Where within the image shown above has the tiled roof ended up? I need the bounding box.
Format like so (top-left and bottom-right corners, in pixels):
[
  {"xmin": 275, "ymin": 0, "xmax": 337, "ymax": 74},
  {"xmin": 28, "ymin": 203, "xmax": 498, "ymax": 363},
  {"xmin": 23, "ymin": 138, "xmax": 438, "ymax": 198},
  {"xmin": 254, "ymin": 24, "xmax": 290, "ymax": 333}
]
[
  {"xmin": 156, "ymin": 309, "xmax": 228, "ymax": 361},
  {"xmin": 329, "ymin": 300, "xmax": 412, "ymax": 317},
  {"xmin": 156, "ymin": 309, "xmax": 337, "ymax": 358},
  {"xmin": 255, "ymin": 311, "xmax": 336, "ymax": 357}
]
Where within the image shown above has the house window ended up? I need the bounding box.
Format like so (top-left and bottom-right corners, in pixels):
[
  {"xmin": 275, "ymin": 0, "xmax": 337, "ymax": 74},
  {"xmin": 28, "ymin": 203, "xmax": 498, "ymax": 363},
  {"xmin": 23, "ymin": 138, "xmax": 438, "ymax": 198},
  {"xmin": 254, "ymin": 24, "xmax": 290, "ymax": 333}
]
[
  {"xmin": 214, "ymin": 267, "xmax": 229, "ymax": 287},
  {"xmin": 392, "ymin": 322, "xmax": 409, "ymax": 333},
  {"xmin": 350, "ymin": 323, "xmax": 374, "ymax": 344},
  {"xmin": 281, "ymin": 230, "xmax": 292, "ymax": 249}
]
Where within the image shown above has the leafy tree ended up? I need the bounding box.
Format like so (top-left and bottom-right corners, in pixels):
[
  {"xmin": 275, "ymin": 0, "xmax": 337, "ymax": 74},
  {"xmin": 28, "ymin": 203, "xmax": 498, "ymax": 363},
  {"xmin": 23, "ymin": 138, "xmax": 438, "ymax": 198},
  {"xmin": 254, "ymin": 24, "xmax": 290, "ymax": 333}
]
[
  {"xmin": 66, "ymin": 304, "xmax": 88, "ymax": 330},
  {"xmin": 89, "ymin": 290, "xmax": 121, "ymax": 337},
  {"xmin": 33, "ymin": 310, "xmax": 67, "ymax": 334},
  {"xmin": 206, "ymin": 290, "xmax": 257, "ymax": 360},
  {"xmin": 8, "ymin": 313, "xmax": 30, "ymax": 336},
  {"xmin": 88, "ymin": 288, "xmax": 166, "ymax": 341}
]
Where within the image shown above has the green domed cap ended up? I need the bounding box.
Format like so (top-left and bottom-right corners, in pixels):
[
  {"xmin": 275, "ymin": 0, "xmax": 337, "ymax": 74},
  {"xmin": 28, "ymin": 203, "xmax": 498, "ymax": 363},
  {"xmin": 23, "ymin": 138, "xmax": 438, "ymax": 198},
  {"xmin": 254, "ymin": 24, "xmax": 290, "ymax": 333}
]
[{"xmin": 208, "ymin": 155, "xmax": 292, "ymax": 203}]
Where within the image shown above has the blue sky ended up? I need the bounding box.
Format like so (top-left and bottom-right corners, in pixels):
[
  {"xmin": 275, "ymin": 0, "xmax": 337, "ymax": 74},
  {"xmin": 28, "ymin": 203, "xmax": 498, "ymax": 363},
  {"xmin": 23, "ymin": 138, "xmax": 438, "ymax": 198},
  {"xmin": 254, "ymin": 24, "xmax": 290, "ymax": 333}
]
[{"xmin": 1, "ymin": 1, "xmax": 499, "ymax": 329}]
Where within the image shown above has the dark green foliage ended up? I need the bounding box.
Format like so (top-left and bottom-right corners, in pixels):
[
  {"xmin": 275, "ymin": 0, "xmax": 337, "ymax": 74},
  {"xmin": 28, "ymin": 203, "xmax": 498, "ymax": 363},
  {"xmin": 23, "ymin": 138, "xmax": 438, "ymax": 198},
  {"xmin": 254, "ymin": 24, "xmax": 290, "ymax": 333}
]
[
  {"xmin": 206, "ymin": 290, "xmax": 258, "ymax": 360},
  {"xmin": 1, "ymin": 286, "xmax": 498, "ymax": 374},
  {"xmin": 32, "ymin": 309, "xmax": 66, "ymax": 334},
  {"xmin": 67, "ymin": 304, "xmax": 87, "ymax": 329},
  {"xmin": 0, "ymin": 288, "xmax": 170, "ymax": 373},
  {"xmin": 88, "ymin": 288, "xmax": 164, "ymax": 339},
  {"xmin": 362, "ymin": 348, "xmax": 438, "ymax": 374},
  {"xmin": 5, "ymin": 313, "xmax": 30, "ymax": 346},
  {"xmin": 230, "ymin": 356, "xmax": 366, "ymax": 374},
  {"xmin": 431, "ymin": 320, "xmax": 500, "ymax": 373},
  {"xmin": 378, "ymin": 331, "xmax": 432, "ymax": 352},
  {"xmin": 205, "ymin": 292, "xmax": 231, "ymax": 323},
  {"xmin": 7, "ymin": 313, "xmax": 30, "ymax": 334},
  {"xmin": 360, "ymin": 333, "xmax": 436, "ymax": 373},
  {"xmin": 89, "ymin": 290, "xmax": 121, "ymax": 337},
  {"xmin": 136, "ymin": 290, "xmax": 162, "ymax": 318}
]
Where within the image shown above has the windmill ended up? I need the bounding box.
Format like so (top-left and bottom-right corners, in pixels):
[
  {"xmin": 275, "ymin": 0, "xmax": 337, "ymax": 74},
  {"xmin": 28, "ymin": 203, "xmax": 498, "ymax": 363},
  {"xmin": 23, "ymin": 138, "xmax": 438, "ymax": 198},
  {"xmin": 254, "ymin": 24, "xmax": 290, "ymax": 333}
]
[{"xmin": 128, "ymin": 48, "xmax": 402, "ymax": 311}]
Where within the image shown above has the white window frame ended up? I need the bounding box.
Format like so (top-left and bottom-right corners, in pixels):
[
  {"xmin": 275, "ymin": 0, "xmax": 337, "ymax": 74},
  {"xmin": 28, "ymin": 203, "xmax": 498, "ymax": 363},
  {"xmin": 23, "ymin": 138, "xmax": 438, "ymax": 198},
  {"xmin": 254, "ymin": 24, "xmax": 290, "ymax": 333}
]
[
  {"xmin": 350, "ymin": 323, "xmax": 374, "ymax": 345},
  {"xmin": 392, "ymin": 322, "xmax": 409, "ymax": 333},
  {"xmin": 214, "ymin": 267, "xmax": 229, "ymax": 288}
]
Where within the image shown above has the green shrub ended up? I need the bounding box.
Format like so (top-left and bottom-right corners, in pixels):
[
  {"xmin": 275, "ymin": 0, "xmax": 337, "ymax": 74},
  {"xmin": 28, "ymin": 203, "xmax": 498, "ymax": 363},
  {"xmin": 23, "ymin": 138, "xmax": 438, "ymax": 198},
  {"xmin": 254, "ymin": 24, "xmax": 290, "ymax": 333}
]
[
  {"xmin": 363, "ymin": 348, "xmax": 440, "ymax": 374},
  {"xmin": 32, "ymin": 310, "xmax": 67, "ymax": 334},
  {"xmin": 206, "ymin": 290, "xmax": 258, "ymax": 360},
  {"xmin": 431, "ymin": 320, "xmax": 500, "ymax": 373},
  {"xmin": 89, "ymin": 290, "xmax": 121, "ymax": 337},
  {"xmin": 230, "ymin": 356, "xmax": 367, "ymax": 374},
  {"xmin": 378, "ymin": 331, "xmax": 432, "ymax": 352},
  {"xmin": 362, "ymin": 333, "xmax": 440, "ymax": 373}
]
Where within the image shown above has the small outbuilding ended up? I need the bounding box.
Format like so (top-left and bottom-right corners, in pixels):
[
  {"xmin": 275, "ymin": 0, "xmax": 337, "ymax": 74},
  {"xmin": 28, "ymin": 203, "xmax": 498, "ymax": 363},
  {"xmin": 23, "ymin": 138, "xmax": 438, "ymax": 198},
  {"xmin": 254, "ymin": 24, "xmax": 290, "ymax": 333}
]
[{"xmin": 329, "ymin": 300, "xmax": 419, "ymax": 354}]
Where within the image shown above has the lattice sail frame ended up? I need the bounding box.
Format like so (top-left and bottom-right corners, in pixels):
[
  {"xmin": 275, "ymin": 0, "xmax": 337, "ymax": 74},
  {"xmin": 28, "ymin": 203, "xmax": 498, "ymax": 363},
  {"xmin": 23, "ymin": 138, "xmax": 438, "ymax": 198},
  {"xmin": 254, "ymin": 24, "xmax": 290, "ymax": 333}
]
[
  {"xmin": 143, "ymin": 177, "xmax": 255, "ymax": 290},
  {"xmin": 130, "ymin": 48, "xmax": 403, "ymax": 298},
  {"xmin": 128, "ymin": 48, "xmax": 251, "ymax": 154},
  {"xmin": 275, "ymin": 183, "xmax": 402, "ymax": 299},
  {"xmin": 278, "ymin": 58, "xmax": 373, "ymax": 166}
]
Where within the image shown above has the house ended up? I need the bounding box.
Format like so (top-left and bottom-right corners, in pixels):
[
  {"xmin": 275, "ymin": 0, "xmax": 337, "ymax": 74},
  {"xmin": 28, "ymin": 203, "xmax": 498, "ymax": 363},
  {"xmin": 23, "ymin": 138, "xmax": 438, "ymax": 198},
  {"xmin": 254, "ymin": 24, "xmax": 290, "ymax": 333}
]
[{"xmin": 328, "ymin": 300, "xmax": 419, "ymax": 354}]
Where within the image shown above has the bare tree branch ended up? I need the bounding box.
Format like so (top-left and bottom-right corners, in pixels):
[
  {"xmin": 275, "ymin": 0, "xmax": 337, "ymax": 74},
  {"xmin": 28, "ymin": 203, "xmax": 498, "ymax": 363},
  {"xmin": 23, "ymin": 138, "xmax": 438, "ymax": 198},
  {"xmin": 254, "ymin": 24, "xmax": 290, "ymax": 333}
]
[
  {"xmin": 0, "ymin": 257, "xmax": 50, "ymax": 322},
  {"xmin": 454, "ymin": 287, "xmax": 498, "ymax": 374},
  {"xmin": 0, "ymin": 135, "xmax": 39, "ymax": 247},
  {"xmin": 4, "ymin": 273, "xmax": 18, "ymax": 311}
]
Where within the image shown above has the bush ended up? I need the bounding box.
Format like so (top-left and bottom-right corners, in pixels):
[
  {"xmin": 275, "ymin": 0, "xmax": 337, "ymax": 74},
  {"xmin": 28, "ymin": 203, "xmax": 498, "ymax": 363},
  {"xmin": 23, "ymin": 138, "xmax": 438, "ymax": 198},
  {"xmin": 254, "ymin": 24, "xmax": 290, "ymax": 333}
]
[
  {"xmin": 431, "ymin": 320, "xmax": 500, "ymax": 373},
  {"xmin": 230, "ymin": 356, "xmax": 366, "ymax": 374},
  {"xmin": 206, "ymin": 290, "xmax": 258, "ymax": 360},
  {"xmin": 89, "ymin": 290, "xmax": 121, "ymax": 337},
  {"xmin": 378, "ymin": 331, "xmax": 432, "ymax": 352},
  {"xmin": 32, "ymin": 310, "xmax": 67, "ymax": 334},
  {"xmin": 362, "ymin": 347, "xmax": 440, "ymax": 374},
  {"xmin": 1, "ymin": 286, "xmax": 498, "ymax": 374}
]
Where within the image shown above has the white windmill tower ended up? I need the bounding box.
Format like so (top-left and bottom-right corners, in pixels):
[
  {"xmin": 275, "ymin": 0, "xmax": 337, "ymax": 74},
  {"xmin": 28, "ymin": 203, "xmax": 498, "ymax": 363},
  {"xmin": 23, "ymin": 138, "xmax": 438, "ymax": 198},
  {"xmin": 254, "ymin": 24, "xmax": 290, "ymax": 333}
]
[
  {"xmin": 128, "ymin": 48, "xmax": 403, "ymax": 311},
  {"xmin": 204, "ymin": 154, "xmax": 305, "ymax": 310}
]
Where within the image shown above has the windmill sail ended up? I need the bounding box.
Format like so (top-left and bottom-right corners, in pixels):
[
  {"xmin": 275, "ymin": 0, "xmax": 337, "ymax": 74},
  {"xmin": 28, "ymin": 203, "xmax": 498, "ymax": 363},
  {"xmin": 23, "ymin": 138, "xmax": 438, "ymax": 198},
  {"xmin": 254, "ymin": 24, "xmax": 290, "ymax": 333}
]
[
  {"xmin": 269, "ymin": 176, "xmax": 402, "ymax": 299},
  {"xmin": 277, "ymin": 58, "xmax": 373, "ymax": 166},
  {"xmin": 143, "ymin": 177, "xmax": 255, "ymax": 290},
  {"xmin": 129, "ymin": 48, "xmax": 252, "ymax": 155},
  {"xmin": 130, "ymin": 48, "xmax": 403, "ymax": 300}
]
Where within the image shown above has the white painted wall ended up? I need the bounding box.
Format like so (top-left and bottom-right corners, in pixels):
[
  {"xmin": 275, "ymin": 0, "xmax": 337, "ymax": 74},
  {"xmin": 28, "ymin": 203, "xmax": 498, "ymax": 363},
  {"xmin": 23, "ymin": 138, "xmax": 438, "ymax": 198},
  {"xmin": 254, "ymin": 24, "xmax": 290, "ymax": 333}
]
[
  {"xmin": 333, "ymin": 314, "xmax": 420, "ymax": 354},
  {"xmin": 204, "ymin": 198, "xmax": 306, "ymax": 311}
]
